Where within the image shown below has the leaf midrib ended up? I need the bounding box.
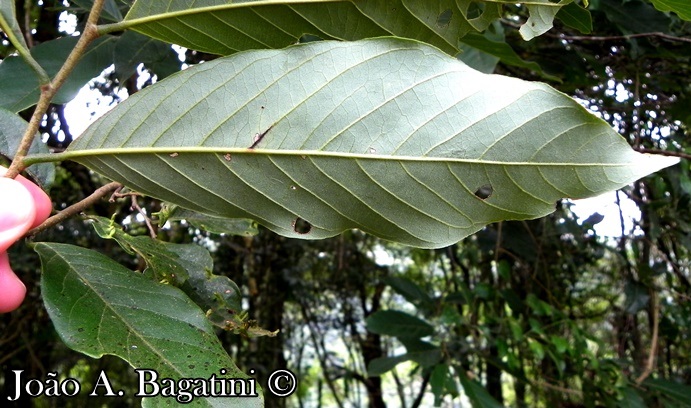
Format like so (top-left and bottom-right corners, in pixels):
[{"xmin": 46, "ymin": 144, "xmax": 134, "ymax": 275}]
[
  {"xmin": 41, "ymin": 147, "xmax": 639, "ymax": 167},
  {"xmin": 50, "ymin": 248, "xmax": 209, "ymax": 381}
]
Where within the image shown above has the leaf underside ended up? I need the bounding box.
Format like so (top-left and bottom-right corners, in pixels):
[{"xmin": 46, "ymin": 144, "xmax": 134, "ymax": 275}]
[{"xmin": 65, "ymin": 38, "xmax": 677, "ymax": 248}]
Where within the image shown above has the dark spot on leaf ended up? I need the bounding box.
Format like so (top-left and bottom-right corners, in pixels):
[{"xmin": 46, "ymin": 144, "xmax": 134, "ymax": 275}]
[
  {"xmin": 474, "ymin": 185, "xmax": 493, "ymax": 200},
  {"xmin": 292, "ymin": 217, "xmax": 312, "ymax": 234},
  {"xmin": 189, "ymin": 365, "xmax": 195, "ymax": 369},
  {"xmin": 437, "ymin": 9, "xmax": 453, "ymax": 27},
  {"xmin": 77, "ymin": 328, "xmax": 84, "ymax": 332}
]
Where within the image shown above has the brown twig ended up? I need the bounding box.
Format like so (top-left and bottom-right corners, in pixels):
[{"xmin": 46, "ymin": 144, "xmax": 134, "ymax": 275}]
[
  {"xmin": 5, "ymin": 0, "xmax": 107, "ymax": 179},
  {"xmin": 129, "ymin": 197, "xmax": 157, "ymax": 239},
  {"xmin": 534, "ymin": 380, "xmax": 583, "ymax": 398},
  {"xmin": 25, "ymin": 182, "xmax": 122, "ymax": 237},
  {"xmin": 557, "ymin": 32, "xmax": 691, "ymax": 44},
  {"xmin": 636, "ymin": 291, "xmax": 659, "ymax": 385},
  {"xmin": 633, "ymin": 148, "xmax": 691, "ymax": 161},
  {"xmin": 501, "ymin": 19, "xmax": 691, "ymax": 44}
]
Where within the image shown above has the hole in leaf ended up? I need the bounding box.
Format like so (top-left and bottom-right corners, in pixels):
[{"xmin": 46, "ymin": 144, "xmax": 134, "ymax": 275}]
[
  {"xmin": 292, "ymin": 217, "xmax": 312, "ymax": 234},
  {"xmin": 474, "ymin": 184, "xmax": 493, "ymax": 200}
]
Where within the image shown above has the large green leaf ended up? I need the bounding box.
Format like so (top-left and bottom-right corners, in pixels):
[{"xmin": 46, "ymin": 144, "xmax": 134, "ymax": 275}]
[
  {"xmin": 113, "ymin": 31, "xmax": 181, "ymax": 82},
  {"xmin": 643, "ymin": 378, "xmax": 691, "ymax": 406},
  {"xmin": 121, "ymin": 0, "xmax": 482, "ymax": 56},
  {"xmin": 51, "ymin": 39, "xmax": 677, "ymax": 248},
  {"xmin": 0, "ymin": 108, "xmax": 55, "ymax": 187},
  {"xmin": 650, "ymin": 0, "xmax": 691, "ymax": 21},
  {"xmin": 36, "ymin": 242, "xmax": 263, "ymax": 407},
  {"xmin": 617, "ymin": 387, "xmax": 646, "ymax": 408},
  {"xmin": 117, "ymin": 0, "xmax": 551, "ymax": 74},
  {"xmin": 595, "ymin": 0, "xmax": 672, "ymax": 34},
  {"xmin": 0, "ymin": 36, "xmax": 116, "ymax": 112}
]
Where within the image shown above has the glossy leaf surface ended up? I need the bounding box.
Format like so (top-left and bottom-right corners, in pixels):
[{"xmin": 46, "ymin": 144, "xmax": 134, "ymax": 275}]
[{"xmin": 36, "ymin": 242, "xmax": 263, "ymax": 407}]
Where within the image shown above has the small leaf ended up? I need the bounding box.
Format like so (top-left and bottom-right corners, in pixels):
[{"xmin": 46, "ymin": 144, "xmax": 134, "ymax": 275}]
[
  {"xmin": 509, "ymin": 320, "xmax": 524, "ymax": 341},
  {"xmin": 69, "ymin": 0, "xmax": 123, "ymax": 22},
  {"xmin": 430, "ymin": 364, "xmax": 449, "ymax": 406},
  {"xmin": 624, "ymin": 281, "xmax": 650, "ymax": 314},
  {"xmin": 90, "ymin": 216, "xmax": 189, "ymax": 285},
  {"xmin": 399, "ymin": 338, "xmax": 442, "ymax": 367},
  {"xmin": 164, "ymin": 205, "xmax": 258, "ymax": 236},
  {"xmin": 649, "ymin": 0, "xmax": 691, "ymax": 22},
  {"xmin": 0, "ymin": 108, "xmax": 55, "ymax": 187},
  {"xmin": 58, "ymin": 38, "xmax": 678, "ymax": 249},
  {"xmin": 519, "ymin": 0, "xmax": 571, "ymax": 41},
  {"xmin": 173, "ymin": 244, "xmax": 272, "ymax": 336},
  {"xmin": 643, "ymin": 378, "xmax": 691, "ymax": 406},
  {"xmin": 367, "ymin": 340, "xmax": 441, "ymax": 376},
  {"xmin": 459, "ymin": 373, "xmax": 503, "ymax": 408},
  {"xmin": 35, "ymin": 242, "xmax": 263, "ymax": 407},
  {"xmin": 0, "ymin": 36, "xmax": 116, "ymax": 112},
  {"xmin": 367, "ymin": 355, "xmax": 410, "ymax": 376},
  {"xmin": 366, "ymin": 310, "xmax": 435, "ymax": 338},
  {"xmin": 556, "ymin": 2, "xmax": 593, "ymax": 33},
  {"xmin": 528, "ymin": 338, "xmax": 546, "ymax": 360},
  {"xmin": 550, "ymin": 335, "xmax": 569, "ymax": 354},
  {"xmin": 383, "ymin": 276, "xmax": 434, "ymax": 310}
]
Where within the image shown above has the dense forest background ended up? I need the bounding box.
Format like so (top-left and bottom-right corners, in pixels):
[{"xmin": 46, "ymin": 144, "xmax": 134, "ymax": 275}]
[{"xmin": 1, "ymin": 0, "xmax": 689, "ymax": 407}]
